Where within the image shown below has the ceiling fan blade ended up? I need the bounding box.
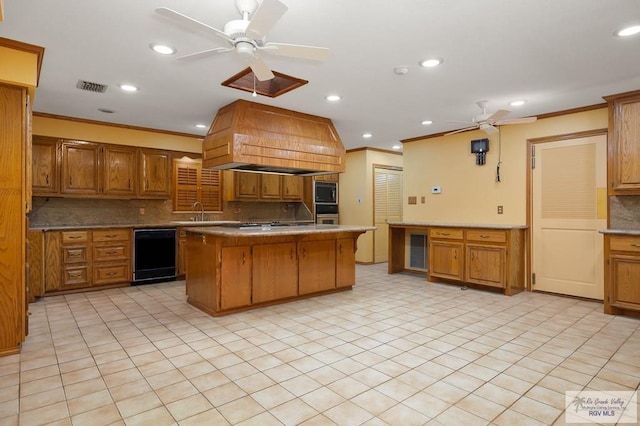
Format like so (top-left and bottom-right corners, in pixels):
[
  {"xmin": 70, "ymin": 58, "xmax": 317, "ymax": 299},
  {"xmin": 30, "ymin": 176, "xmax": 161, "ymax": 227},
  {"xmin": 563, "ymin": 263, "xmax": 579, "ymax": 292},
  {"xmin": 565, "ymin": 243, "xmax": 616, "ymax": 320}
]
[
  {"xmin": 249, "ymin": 55, "xmax": 275, "ymax": 81},
  {"xmin": 261, "ymin": 43, "xmax": 330, "ymax": 61},
  {"xmin": 155, "ymin": 7, "xmax": 232, "ymax": 44},
  {"xmin": 493, "ymin": 116, "xmax": 538, "ymax": 125},
  {"xmin": 245, "ymin": 0, "xmax": 288, "ymax": 39},
  {"xmin": 445, "ymin": 125, "xmax": 478, "ymax": 136},
  {"xmin": 481, "ymin": 124, "xmax": 499, "ymax": 134},
  {"xmin": 486, "ymin": 109, "xmax": 510, "ymax": 122},
  {"xmin": 177, "ymin": 47, "xmax": 234, "ymax": 61}
]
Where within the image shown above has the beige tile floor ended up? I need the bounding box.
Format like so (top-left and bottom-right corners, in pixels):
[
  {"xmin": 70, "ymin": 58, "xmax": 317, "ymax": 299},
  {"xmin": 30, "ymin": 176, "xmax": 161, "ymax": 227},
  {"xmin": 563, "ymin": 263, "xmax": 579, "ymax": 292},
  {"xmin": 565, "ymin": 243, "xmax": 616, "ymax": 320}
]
[{"xmin": 1, "ymin": 263, "xmax": 639, "ymax": 425}]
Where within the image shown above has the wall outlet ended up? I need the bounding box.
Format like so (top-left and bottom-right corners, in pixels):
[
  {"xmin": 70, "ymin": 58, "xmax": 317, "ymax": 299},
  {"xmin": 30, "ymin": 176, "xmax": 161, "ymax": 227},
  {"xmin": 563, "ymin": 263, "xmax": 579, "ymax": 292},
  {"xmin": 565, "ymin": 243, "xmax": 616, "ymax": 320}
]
[
  {"xmin": 497, "ymin": 205, "xmax": 503, "ymax": 214},
  {"xmin": 431, "ymin": 186, "xmax": 441, "ymax": 194},
  {"xmin": 139, "ymin": 207, "xmax": 145, "ymax": 215}
]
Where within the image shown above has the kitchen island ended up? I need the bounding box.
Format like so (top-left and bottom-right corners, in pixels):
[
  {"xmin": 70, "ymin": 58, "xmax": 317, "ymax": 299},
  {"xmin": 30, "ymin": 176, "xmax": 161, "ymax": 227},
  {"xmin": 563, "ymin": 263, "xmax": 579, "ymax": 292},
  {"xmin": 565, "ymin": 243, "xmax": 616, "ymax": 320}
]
[{"xmin": 183, "ymin": 224, "xmax": 374, "ymax": 316}]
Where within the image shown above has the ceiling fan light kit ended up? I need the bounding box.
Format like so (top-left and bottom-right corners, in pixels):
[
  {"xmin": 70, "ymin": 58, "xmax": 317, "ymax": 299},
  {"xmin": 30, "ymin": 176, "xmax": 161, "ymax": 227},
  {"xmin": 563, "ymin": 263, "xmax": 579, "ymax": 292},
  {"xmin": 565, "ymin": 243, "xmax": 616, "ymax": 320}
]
[{"xmin": 155, "ymin": 0, "xmax": 330, "ymax": 82}]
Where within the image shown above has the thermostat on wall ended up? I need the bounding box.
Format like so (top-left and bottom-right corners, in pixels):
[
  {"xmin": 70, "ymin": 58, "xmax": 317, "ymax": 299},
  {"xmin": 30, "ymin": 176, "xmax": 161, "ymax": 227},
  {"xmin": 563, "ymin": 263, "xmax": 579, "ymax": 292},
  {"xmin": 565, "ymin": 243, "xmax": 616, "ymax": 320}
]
[{"xmin": 431, "ymin": 186, "xmax": 442, "ymax": 194}]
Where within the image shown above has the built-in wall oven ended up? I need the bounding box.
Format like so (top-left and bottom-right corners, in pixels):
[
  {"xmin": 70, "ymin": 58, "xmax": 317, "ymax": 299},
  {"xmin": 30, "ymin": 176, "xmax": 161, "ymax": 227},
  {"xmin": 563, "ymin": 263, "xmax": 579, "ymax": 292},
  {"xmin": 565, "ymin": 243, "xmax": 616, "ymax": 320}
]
[
  {"xmin": 133, "ymin": 228, "xmax": 177, "ymax": 284},
  {"xmin": 314, "ymin": 181, "xmax": 339, "ymax": 224},
  {"xmin": 316, "ymin": 203, "xmax": 339, "ymax": 224}
]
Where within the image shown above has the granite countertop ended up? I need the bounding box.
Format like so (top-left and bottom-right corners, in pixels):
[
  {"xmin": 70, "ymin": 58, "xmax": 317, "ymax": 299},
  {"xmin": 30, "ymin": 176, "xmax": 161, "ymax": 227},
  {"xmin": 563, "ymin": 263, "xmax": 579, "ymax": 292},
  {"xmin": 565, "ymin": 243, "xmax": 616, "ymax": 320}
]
[
  {"xmin": 387, "ymin": 221, "xmax": 528, "ymax": 230},
  {"xmin": 29, "ymin": 221, "xmax": 242, "ymax": 231},
  {"xmin": 599, "ymin": 229, "xmax": 640, "ymax": 236},
  {"xmin": 184, "ymin": 224, "xmax": 376, "ymax": 237}
]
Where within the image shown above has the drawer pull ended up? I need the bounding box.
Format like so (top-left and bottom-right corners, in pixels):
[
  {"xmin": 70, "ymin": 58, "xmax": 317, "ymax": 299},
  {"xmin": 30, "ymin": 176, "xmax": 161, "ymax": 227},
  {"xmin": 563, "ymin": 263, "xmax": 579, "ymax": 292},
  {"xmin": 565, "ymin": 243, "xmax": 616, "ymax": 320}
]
[
  {"xmin": 631, "ymin": 243, "xmax": 640, "ymax": 248},
  {"xmin": 104, "ymin": 250, "xmax": 118, "ymax": 255},
  {"xmin": 439, "ymin": 232, "xmax": 450, "ymax": 236},
  {"xmin": 339, "ymin": 244, "xmax": 343, "ymax": 255},
  {"xmin": 68, "ymin": 271, "xmax": 82, "ymax": 278},
  {"xmin": 68, "ymin": 235, "xmax": 82, "ymax": 239},
  {"xmin": 104, "ymin": 234, "xmax": 118, "ymax": 239},
  {"xmin": 68, "ymin": 252, "xmax": 82, "ymax": 257},
  {"xmin": 480, "ymin": 234, "xmax": 490, "ymax": 238},
  {"xmin": 106, "ymin": 272, "xmax": 118, "ymax": 276}
]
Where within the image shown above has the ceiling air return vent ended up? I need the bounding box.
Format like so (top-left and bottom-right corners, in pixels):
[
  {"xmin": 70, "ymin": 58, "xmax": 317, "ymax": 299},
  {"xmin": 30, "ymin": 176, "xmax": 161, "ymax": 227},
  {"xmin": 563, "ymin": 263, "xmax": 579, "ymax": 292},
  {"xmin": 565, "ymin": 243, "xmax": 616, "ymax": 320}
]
[{"xmin": 76, "ymin": 80, "xmax": 108, "ymax": 93}]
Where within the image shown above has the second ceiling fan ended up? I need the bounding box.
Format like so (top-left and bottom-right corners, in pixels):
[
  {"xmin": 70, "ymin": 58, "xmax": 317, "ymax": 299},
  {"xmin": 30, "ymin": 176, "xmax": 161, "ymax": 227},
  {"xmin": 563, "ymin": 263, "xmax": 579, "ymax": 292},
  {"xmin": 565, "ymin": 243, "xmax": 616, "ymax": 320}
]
[
  {"xmin": 446, "ymin": 100, "xmax": 537, "ymax": 135},
  {"xmin": 156, "ymin": 0, "xmax": 330, "ymax": 81}
]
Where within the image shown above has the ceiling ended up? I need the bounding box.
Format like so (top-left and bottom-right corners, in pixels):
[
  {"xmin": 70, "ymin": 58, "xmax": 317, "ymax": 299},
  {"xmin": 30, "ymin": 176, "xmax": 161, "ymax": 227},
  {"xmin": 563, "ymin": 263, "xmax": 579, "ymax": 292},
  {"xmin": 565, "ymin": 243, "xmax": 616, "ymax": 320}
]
[{"xmin": 1, "ymin": 0, "xmax": 639, "ymax": 151}]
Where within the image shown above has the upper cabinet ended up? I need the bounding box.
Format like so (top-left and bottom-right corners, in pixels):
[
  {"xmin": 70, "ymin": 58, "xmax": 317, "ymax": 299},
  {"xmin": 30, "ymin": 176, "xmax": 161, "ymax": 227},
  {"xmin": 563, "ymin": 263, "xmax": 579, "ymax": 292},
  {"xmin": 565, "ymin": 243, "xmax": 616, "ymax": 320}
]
[
  {"xmin": 223, "ymin": 171, "xmax": 303, "ymax": 202},
  {"xmin": 32, "ymin": 136, "xmax": 59, "ymax": 194},
  {"xmin": 33, "ymin": 137, "xmax": 173, "ymax": 200},
  {"xmin": 173, "ymin": 157, "xmax": 222, "ymax": 212},
  {"xmin": 138, "ymin": 149, "xmax": 171, "ymax": 198},
  {"xmin": 605, "ymin": 91, "xmax": 640, "ymax": 195}
]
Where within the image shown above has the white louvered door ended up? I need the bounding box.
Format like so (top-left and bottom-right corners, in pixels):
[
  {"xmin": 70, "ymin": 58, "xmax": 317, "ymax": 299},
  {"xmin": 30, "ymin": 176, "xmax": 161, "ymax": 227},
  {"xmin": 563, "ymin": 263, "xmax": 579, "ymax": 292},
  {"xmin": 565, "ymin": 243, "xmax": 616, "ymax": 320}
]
[
  {"xmin": 532, "ymin": 135, "xmax": 607, "ymax": 299},
  {"xmin": 374, "ymin": 167, "xmax": 403, "ymax": 263}
]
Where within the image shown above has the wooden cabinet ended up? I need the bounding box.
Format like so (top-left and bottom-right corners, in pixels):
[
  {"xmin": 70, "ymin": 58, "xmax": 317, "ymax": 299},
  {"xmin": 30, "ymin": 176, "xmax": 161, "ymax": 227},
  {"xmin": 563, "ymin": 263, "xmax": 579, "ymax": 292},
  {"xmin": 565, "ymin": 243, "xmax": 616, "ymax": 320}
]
[
  {"xmin": 465, "ymin": 230, "xmax": 507, "ymax": 288},
  {"xmin": 223, "ymin": 171, "xmax": 304, "ymax": 202},
  {"xmin": 0, "ymin": 83, "xmax": 28, "ymax": 355},
  {"xmin": 428, "ymin": 228, "xmax": 464, "ymax": 281},
  {"xmin": 61, "ymin": 141, "xmax": 101, "ymax": 195},
  {"xmin": 604, "ymin": 234, "xmax": 640, "ymax": 315},
  {"xmin": 173, "ymin": 157, "xmax": 222, "ymax": 212},
  {"xmin": 103, "ymin": 145, "xmax": 137, "ymax": 196},
  {"xmin": 314, "ymin": 174, "xmax": 340, "ymax": 182},
  {"xmin": 138, "ymin": 149, "xmax": 171, "ymax": 198},
  {"xmin": 27, "ymin": 230, "xmax": 45, "ymax": 303},
  {"xmin": 177, "ymin": 227, "xmax": 187, "ymax": 277},
  {"xmin": 32, "ymin": 136, "xmax": 59, "ymax": 194},
  {"xmin": 253, "ymin": 243, "xmax": 298, "ymax": 303},
  {"xmin": 336, "ymin": 238, "xmax": 356, "ymax": 288},
  {"xmin": 282, "ymin": 175, "xmax": 303, "ymax": 201},
  {"xmin": 605, "ymin": 91, "xmax": 640, "ymax": 195},
  {"xmin": 299, "ymin": 240, "xmax": 336, "ymax": 294},
  {"xmin": 220, "ymin": 246, "xmax": 252, "ymax": 310},
  {"xmin": 44, "ymin": 228, "xmax": 132, "ymax": 293}
]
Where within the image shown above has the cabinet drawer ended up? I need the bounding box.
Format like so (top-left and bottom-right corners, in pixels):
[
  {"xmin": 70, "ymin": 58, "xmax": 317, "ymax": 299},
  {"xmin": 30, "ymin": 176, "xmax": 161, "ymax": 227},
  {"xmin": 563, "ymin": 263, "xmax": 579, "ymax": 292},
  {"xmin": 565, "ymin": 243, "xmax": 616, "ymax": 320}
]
[
  {"xmin": 63, "ymin": 266, "xmax": 89, "ymax": 286},
  {"xmin": 466, "ymin": 229, "xmax": 507, "ymax": 243},
  {"xmin": 62, "ymin": 231, "xmax": 89, "ymax": 244},
  {"xmin": 93, "ymin": 244, "xmax": 130, "ymax": 262},
  {"xmin": 63, "ymin": 246, "xmax": 88, "ymax": 264},
  {"xmin": 93, "ymin": 263, "xmax": 130, "ymax": 285},
  {"xmin": 429, "ymin": 228, "xmax": 463, "ymax": 240},
  {"xmin": 93, "ymin": 228, "xmax": 130, "ymax": 242},
  {"xmin": 610, "ymin": 235, "xmax": 640, "ymax": 253}
]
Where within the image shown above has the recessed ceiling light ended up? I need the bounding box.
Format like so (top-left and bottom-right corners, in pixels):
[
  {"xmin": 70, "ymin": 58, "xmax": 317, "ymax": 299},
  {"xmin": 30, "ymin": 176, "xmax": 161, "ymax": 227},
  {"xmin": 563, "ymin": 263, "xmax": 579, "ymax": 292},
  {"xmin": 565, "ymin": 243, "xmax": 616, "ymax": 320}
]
[
  {"xmin": 119, "ymin": 84, "xmax": 138, "ymax": 92},
  {"xmin": 392, "ymin": 144, "xmax": 402, "ymax": 150},
  {"xmin": 419, "ymin": 58, "xmax": 442, "ymax": 68},
  {"xmin": 149, "ymin": 43, "xmax": 176, "ymax": 55},
  {"xmin": 195, "ymin": 124, "xmax": 207, "ymax": 129},
  {"xmin": 325, "ymin": 94, "xmax": 341, "ymax": 102},
  {"xmin": 394, "ymin": 66, "xmax": 409, "ymax": 75},
  {"xmin": 421, "ymin": 120, "xmax": 433, "ymax": 125},
  {"xmin": 616, "ymin": 25, "xmax": 640, "ymax": 37},
  {"xmin": 362, "ymin": 133, "xmax": 372, "ymax": 138},
  {"xmin": 510, "ymin": 100, "xmax": 526, "ymax": 107}
]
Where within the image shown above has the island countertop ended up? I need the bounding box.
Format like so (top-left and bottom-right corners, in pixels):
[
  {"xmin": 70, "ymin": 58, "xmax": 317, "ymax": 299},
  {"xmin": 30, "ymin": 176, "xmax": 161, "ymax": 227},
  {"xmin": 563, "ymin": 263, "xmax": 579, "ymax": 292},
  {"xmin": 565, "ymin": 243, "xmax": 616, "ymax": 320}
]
[
  {"xmin": 184, "ymin": 224, "xmax": 376, "ymax": 237},
  {"xmin": 387, "ymin": 221, "xmax": 527, "ymax": 230}
]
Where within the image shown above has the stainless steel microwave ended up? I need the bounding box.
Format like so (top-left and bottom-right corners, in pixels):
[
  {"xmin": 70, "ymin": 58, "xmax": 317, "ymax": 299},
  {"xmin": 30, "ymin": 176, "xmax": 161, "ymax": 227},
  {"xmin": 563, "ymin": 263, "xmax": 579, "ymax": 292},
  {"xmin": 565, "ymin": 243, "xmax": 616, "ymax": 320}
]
[{"xmin": 314, "ymin": 181, "xmax": 337, "ymax": 204}]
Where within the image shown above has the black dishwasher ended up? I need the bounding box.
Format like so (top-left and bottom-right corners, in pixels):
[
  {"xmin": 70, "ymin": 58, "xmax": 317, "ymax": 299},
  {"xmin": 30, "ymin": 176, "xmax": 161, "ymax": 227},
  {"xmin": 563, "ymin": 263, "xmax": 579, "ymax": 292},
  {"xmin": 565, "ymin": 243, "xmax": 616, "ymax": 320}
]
[{"xmin": 133, "ymin": 228, "xmax": 177, "ymax": 284}]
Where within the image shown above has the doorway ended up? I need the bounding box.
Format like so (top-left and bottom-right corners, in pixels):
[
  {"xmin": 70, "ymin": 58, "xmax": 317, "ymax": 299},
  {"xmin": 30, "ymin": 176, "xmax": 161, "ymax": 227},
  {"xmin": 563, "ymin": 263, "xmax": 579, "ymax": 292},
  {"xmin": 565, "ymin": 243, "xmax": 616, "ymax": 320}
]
[
  {"xmin": 529, "ymin": 129, "xmax": 607, "ymax": 299},
  {"xmin": 373, "ymin": 165, "xmax": 403, "ymax": 263}
]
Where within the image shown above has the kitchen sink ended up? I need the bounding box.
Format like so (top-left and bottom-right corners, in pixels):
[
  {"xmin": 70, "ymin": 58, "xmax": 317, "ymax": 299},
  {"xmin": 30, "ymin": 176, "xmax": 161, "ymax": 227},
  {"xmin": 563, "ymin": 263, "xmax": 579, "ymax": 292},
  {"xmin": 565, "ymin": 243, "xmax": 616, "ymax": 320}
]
[{"xmin": 171, "ymin": 220, "xmax": 241, "ymax": 226}]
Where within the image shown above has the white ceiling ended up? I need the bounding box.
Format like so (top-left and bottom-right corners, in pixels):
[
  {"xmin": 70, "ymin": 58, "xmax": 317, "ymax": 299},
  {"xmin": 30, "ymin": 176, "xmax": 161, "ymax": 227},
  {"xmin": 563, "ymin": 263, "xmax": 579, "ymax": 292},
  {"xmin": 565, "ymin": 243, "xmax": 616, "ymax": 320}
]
[{"xmin": 1, "ymin": 0, "xmax": 639, "ymax": 151}]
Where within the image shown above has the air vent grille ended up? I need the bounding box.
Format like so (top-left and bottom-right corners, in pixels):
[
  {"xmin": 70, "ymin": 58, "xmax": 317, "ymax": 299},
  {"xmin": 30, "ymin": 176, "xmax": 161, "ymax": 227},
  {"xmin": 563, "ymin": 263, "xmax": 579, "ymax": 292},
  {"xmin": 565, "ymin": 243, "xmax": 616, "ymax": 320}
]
[{"xmin": 76, "ymin": 80, "xmax": 108, "ymax": 93}]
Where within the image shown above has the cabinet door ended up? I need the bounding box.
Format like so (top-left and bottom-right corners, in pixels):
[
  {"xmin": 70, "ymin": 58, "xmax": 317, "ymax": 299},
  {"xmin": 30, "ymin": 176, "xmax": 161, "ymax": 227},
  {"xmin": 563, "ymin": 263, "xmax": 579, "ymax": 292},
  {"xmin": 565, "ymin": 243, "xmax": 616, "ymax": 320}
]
[
  {"xmin": 261, "ymin": 174, "xmax": 282, "ymax": 199},
  {"xmin": 173, "ymin": 158, "xmax": 200, "ymax": 211},
  {"xmin": 220, "ymin": 246, "xmax": 252, "ymax": 310},
  {"xmin": 32, "ymin": 136, "xmax": 59, "ymax": 194},
  {"xmin": 282, "ymin": 175, "xmax": 303, "ymax": 201},
  {"xmin": 609, "ymin": 95, "xmax": 640, "ymax": 194},
  {"xmin": 253, "ymin": 243, "xmax": 298, "ymax": 303},
  {"xmin": 200, "ymin": 168, "xmax": 222, "ymax": 211},
  {"xmin": 61, "ymin": 141, "xmax": 101, "ymax": 195},
  {"xmin": 428, "ymin": 240, "xmax": 464, "ymax": 281},
  {"xmin": 465, "ymin": 244, "xmax": 506, "ymax": 288},
  {"xmin": 103, "ymin": 145, "xmax": 137, "ymax": 196},
  {"xmin": 139, "ymin": 149, "xmax": 171, "ymax": 198},
  {"xmin": 44, "ymin": 232, "xmax": 63, "ymax": 292},
  {"xmin": 235, "ymin": 172, "xmax": 260, "ymax": 200},
  {"xmin": 336, "ymin": 237, "xmax": 355, "ymax": 288},
  {"xmin": 27, "ymin": 230, "xmax": 45, "ymax": 301},
  {"xmin": 177, "ymin": 228, "xmax": 187, "ymax": 276},
  {"xmin": 299, "ymin": 240, "xmax": 336, "ymax": 294},
  {"xmin": 608, "ymin": 254, "xmax": 640, "ymax": 311}
]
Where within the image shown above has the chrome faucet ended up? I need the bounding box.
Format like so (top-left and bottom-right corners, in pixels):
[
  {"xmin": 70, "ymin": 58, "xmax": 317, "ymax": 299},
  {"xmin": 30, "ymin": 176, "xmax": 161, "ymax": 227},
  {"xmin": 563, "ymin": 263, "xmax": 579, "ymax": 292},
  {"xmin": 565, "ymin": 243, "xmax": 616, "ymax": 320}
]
[{"xmin": 192, "ymin": 201, "xmax": 205, "ymax": 221}]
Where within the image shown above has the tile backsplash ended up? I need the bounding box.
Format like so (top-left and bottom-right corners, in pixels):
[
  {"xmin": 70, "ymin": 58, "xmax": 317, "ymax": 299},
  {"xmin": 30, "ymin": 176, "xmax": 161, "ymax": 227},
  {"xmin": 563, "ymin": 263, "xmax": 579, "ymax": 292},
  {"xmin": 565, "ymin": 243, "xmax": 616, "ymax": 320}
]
[
  {"xmin": 29, "ymin": 197, "xmax": 313, "ymax": 228},
  {"xmin": 609, "ymin": 195, "xmax": 640, "ymax": 230}
]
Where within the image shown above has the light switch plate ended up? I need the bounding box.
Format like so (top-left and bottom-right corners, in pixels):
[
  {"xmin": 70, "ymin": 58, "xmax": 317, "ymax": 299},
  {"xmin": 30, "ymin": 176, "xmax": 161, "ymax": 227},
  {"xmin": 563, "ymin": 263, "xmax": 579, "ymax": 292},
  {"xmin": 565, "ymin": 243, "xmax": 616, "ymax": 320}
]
[{"xmin": 431, "ymin": 186, "xmax": 441, "ymax": 194}]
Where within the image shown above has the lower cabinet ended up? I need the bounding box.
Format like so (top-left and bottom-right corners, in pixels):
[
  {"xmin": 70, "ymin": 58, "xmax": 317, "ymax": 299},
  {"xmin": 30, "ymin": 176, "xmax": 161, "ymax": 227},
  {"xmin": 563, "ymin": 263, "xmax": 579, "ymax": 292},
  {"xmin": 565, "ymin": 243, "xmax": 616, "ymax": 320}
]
[
  {"xmin": 220, "ymin": 246, "xmax": 252, "ymax": 309},
  {"xmin": 177, "ymin": 227, "xmax": 187, "ymax": 277},
  {"xmin": 604, "ymin": 234, "xmax": 640, "ymax": 315},
  {"xmin": 44, "ymin": 228, "xmax": 132, "ymax": 293},
  {"xmin": 336, "ymin": 238, "xmax": 356, "ymax": 288},
  {"xmin": 253, "ymin": 243, "xmax": 298, "ymax": 303},
  {"xmin": 299, "ymin": 240, "xmax": 336, "ymax": 294},
  {"xmin": 425, "ymin": 226, "xmax": 524, "ymax": 295}
]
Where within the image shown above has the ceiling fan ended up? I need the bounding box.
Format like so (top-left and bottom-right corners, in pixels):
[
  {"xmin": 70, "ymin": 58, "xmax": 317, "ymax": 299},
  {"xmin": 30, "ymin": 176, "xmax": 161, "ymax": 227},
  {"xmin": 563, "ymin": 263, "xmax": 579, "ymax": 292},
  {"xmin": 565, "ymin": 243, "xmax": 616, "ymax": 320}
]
[
  {"xmin": 446, "ymin": 100, "xmax": 537, "ymax": 135},
  {"xmin": 155, "ymin": 0, "xmax": 330, "ymax": 81}
]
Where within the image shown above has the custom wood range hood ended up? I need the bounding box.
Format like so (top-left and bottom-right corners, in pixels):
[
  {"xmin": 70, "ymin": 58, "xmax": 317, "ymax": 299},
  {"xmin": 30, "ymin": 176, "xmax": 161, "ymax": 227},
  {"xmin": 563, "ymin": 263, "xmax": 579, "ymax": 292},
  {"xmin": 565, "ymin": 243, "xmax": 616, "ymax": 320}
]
[{"xmin": 202, "ymin": 100, "xmax": 345, "ymax": 176}]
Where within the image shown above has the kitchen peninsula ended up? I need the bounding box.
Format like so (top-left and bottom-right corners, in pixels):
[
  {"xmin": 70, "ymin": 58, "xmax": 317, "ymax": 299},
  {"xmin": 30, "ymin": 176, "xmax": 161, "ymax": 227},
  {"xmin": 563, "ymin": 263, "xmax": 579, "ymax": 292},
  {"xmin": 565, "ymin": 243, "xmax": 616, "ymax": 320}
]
[{"xmin": 184, "ymin": 224, "xmax": 374, "ymax": 316}]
